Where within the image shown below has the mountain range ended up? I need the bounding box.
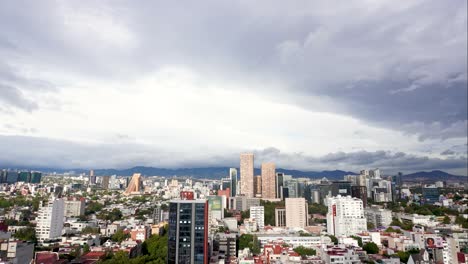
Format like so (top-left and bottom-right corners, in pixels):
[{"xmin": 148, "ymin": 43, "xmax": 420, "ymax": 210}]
[{"xmin": 3, "ymin": 166, "xmax": 465, "ymax": 182}]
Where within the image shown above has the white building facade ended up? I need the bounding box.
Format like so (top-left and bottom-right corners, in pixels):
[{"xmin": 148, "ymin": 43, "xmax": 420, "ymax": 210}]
[
  {"xmin": 250, "ymin": 206, "xmax": 265, "ymax": 230},
  {"xmin": 326, "ymin": 195, "xmax": 366, "ymax": 237},
  {"xmin": 36, "ymin": 197, "xmax": 65, "ymax": 242}
]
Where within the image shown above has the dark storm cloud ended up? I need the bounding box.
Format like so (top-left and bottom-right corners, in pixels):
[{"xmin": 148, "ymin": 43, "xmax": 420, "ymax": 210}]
[{"xmin": 1, "ymin": 1, "xmax": 466, "ymax": 138}]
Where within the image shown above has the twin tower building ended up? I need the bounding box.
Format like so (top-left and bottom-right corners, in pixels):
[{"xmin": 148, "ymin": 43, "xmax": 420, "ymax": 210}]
[{"xmin": 239, "ymin": 153, "xmax": 276, "ymax": 199}]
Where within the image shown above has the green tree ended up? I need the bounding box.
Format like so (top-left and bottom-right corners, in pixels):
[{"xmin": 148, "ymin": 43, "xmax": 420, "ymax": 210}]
[
  {"xmin": 83, "ymin": 244, "xmax": 90, "ymax": 254},
  {"xmin": 239, "ymin": 234, "xmax": 260, "ymax": 254},
  {"xmin": 82, "ymin": 226, "xmax": 100, "ymax": 234},
  {"xmin": 442, "ymin": 216, "xmax": 451, "ymax": 224},
  {"xmin": 111, "ymin": 229, "xmax": 130, "ymax": 243},
  {"xmin": 328, "ymin": 235, "xmax": 338, "ymax": 245},
  {"xmin": 293, "ymin": 246, "xmax": 316, "ymax": 257},
  {"xmin": 363, "ymin": 242, "xmax": 379, "ymax": 254},
  {"xmin": 12, "ymin": 227, "xmax": 37, "ymax": 242},
  {"xmin": 308, "ymin": 203, "xmax": 328, "ymax": 215},
  {"xmin": 385, "ymin": 227, "xmax": 402, "ymax": 233},
  {"xmin": 367, "ymin": 222, "xmax": 375, "ymax": 230},
  {"xmin": 350, "ymin": 236, "xmax": 363, "ymax": 247},
  {"xmin": 455, "ymin": 216, "xmax": 468, "ymax": 228}
]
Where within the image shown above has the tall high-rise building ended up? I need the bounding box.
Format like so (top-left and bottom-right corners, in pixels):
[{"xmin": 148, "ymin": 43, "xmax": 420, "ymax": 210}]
[
  {"xmin": 261, "ymin": 162, "xmax": 276, "ymax": 199},
  {"xmin": 275, "ymin": 208, "xmax": 286, "ymax": 227},
  {"xmin": 276, "ymin": 173, "xmax": 284, "ymax": 199},
  {"xmin": 326, "ymin": 195, "xmax": 366, "ymax": 237},
  {"xmin": 36, "ymin": 197, "xmax": 65, "ymax": 242},
  {"xmin": 30, "ymin": 172, "xmax": 42, "ymax": 183},
  {"xmin": 351, "ymin": 186, "xmax": 368, "ymax": 207},
  {"xmin": 168, "ymin": 199, "xmax": 208, "ymax": 264},
  {"xmin": 285, "ymin": 198, "xmax": 308, "ymax": 228},
  {"xmin": 240, "ymin": 153, "xmax": 254, "ymax": 197},
  {"xmin": 229, "ymin": 168, "xmax": 237, "ymax": 197},
  {"xmin": 101, "ymin": 176, "xmax": 110, "ymax": 189},
  {"xmin": 422, "ymin": 186, "xmax": 440, "ymax": 205},
  {"xmin": 124, "ymin": 173, "xmax": 143, "ymax": 196},
  {"xmin": 5, "ymin": 171, "xmax": 18, "ymax": 184},
  {"xmin": 254, "ymin": 175, "xmax": 262, "ymax": 197},
  {"xmin": 250, "ymin": 206, "xmax": 265, "ymax": 230},
  {"xmin": 89, "ymin": 170, "xmax": 96, "ymax": 185},
  {"xmin": 18, "ymin": 171, "xmax": 31, "ymax": 182}
]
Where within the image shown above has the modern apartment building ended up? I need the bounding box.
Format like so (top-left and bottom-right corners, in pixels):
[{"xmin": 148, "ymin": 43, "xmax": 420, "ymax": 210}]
[
  {"xmin": 167, "ymin": 199, "xmax": 208, "ymax": 264},
  {"xmin": 285, "ymin": 198, "xmax": 308, "ymax": 228},
  {"xmin": 240, "ymin": 153, "xmax": 254, "ymax": 197},
  {"xmin": 36, "ymin": 197, "xmax": 65, "ymax": 242},
  {"xmin": 326, "ymin": 195, "xmax": 366, "ymax": 237},
  {"xmin": 261, "ymin": 162, "xmax": 276, "ymax": 199},
  {"xmin": 250, "ymin": 206, "xmax": 265, "ymax": 230}
]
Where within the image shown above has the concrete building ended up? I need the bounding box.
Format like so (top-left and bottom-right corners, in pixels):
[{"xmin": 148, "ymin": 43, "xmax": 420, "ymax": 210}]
[
  {"xmin": 229, "ymin": 168, "xmax": 238, "ymax": 197},
  {"xmin": 275, "ymin": 208, "xmax": 286, "ymax": 227},
  {"xmin": 229, "ymin": 196, "xmax": 260, "ymax": 211},
  {"xmin": 0, "ymin": 240, "xmax": 34, "ymax": 264},
  {"xmin": 326, "ymin": 195, "xmax": 366, "ymax": 237},
  {"xmin": 124, "ymin": 173, "xmax": 143, "ymax": 196},
  {"xmin": 216, "ymin": 233, "xmax": 237, "ymax": 259},
  {"xmin": 36, "ymin": 197, "xmax": 65, "ymax": 242},
  {"xmin": 240, "ymin": 153, "xmax": 254, "ymax": 197},
  {"xmin": 275, "ymin": 173, "xmax": 284, "ymax": 200},
  {"xmin": 261, "ymin": 162, "xmax": 276, "ymax": 199},
  {"xmin": 365, "ymin": 207, "xmax": 392, "ymax": 228},
  {"xmin": 168, "ymin": 199, "xmax": 208, "ymax": 264},
  {"xmin": 64, "ymin": 197, "xmax": 85, "ymax": 217},
  {"xmin": 130, "ymin": 225, "xmax": 150, "ymax": 242},
  {"xmin": 254, "ymin": 175, "xmax": 262, "ymax": 197},
  {"xmin": 285, "ymin": 198, "xmax": 308, "ymax": 228},
  {"xmin": 250, "ymin": 206, "xmax": 265, "ymax": 230}
]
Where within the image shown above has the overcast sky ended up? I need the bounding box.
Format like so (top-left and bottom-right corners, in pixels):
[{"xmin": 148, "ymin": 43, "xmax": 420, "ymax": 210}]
[{"xmin": 0, "ymin": 1, "xmax": 467, "ymax": 175}]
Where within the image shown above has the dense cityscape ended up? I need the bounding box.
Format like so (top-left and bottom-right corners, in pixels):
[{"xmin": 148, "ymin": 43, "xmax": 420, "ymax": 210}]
[
  {"xmin": 1, "ymin": 1, "xmax": 467, "ymax": 264},
  {"xmin": 0, "ymin": 153, "xmax": 467, "ymax": 263}
]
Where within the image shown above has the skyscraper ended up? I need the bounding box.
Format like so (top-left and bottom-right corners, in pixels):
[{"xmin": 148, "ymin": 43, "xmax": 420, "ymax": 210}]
[
  {"xmin": 254, "ymin": 175, "xmax": 262, "ymax": 197},
  {"xmin": 326, "ymin": 195, "xmax": 366, "ymax": 237},
  {"xmin": 168, "ymin": 199, "xmax": 208, "ymax": 264},
  {"xmin": 124, "ymin": 173, "xmax": 143, "ymax": 196},
  {"xmin": 229, "ymin": 168, "xmax": 237, "ymax": 197},
  {"xmin": 36, "ymin": 197, "xmax": 65, "ymax": 242},
  {"xmin": 261, "ymin": 162, "xmax": 276, "ymax": 199},
  {"xmin": 276, "ymin": 172, "xmax": 284, "ymax": 199},
  {"xmin": 285, "ymin": 198, "xmax": 308, "ymax": 228},
  {"xmin": 240, "ymin": 153, "xmax": 254, "ymax": 197},
  {"xmin": 89, "ymin": 169, "xmax": 96, "ymax": 185}
]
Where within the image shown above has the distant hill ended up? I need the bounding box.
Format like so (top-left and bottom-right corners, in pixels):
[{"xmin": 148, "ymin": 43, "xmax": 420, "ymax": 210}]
[
  {"xmin": 91, "ymin": 166, "xmax": 357, "ymax": 180},
  {"xmin": 402, "ymin": 170, "xmax": 466, "ymax": 183},
  {"xmin": 6, "ymin": 166, "xmax": 356, "ymax": 180},
  {"xmin": 2, "ymin": 165, "xmax": 465, "ymax": 182}
]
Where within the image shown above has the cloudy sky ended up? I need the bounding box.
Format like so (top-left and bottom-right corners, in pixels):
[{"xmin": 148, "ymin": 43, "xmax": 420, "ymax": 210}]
[{"xmin": 0, "ymin": 1, "xmax": 467, "ymax": 175}]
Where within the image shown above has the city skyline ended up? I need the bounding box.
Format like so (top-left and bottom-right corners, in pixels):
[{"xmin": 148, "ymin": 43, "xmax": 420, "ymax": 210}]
[{"xmin": 0, "ymin": 1, "xmax": 467, "ymax": 175}]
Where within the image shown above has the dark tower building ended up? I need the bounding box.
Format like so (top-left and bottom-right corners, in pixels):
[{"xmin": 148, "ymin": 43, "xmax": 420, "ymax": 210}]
[
  {"xmin": 331, "ymin": 181, "xmax": 352, "ymax": 196},
  {"xmin": 168, "ymin": 199, "xmax": 208, "ymax": 264},
  {"xmin": 276, "ymin": 172, "xmax": 284, "ymax": 199},
  {"xmin": 18, "ymin": 171, "xmax": 31, "ymax": 182},
  {"xmin": 351, "ymin": 186, "xmax": 368, "ymax": 207},
  {"xmin": 30, "ymin": 172, "xmax": 42, "ymax": 183}
]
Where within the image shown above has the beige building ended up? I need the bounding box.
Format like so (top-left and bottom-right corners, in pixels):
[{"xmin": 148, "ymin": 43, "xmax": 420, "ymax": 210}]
[
  {"xmin": 254, "ymin": 175, "xmax": 262, "ymax": 197},
  {"xmin": 124, "ymin": 173, "xmax": 143, "ymax": 196},
  {"xmin": 285, "ymin": 198, "xmax": 308, "ymax": 228},
  {"xmin": 261, "ymin": 162, "xmax": 276, "ymax": 199},
  {"xmin": 275, "ymin": 207, "xmax": 286, "ymax": 227},
  {"xmin": 240, "ymin": 153, "xmax": 254, "ymax": 197},
  {"xmin": 64, "ymin": 197, "xmax": 85, "ymax": 217}
]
